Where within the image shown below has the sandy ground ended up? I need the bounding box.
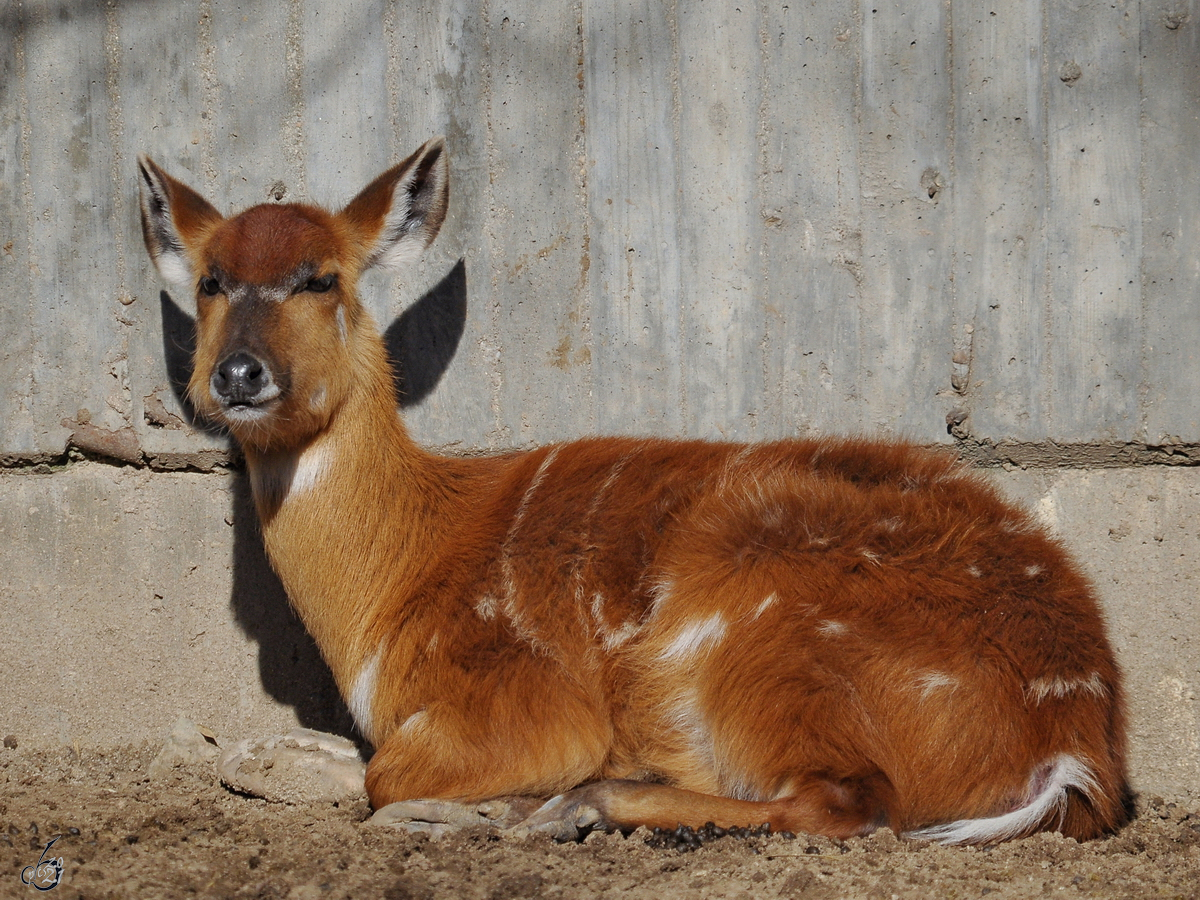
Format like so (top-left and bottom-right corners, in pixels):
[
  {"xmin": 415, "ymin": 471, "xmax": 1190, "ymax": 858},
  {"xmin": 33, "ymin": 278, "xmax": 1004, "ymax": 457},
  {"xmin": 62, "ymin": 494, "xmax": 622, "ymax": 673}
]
[{"xmin": 2, "ymin": 743, "xmax": 1197, "ymax": 900}]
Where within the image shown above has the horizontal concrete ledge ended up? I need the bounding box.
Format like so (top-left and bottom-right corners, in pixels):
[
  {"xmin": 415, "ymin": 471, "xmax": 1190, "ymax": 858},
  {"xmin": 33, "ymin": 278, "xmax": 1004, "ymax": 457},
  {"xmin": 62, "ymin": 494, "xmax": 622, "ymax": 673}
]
[
  {"xmin": 956, "ymin": 439, "xmax": 1200, "ymax": 469},
  {"xmin": 5, "ymin": 438, "xmax": 1200, "ymax": 474},
  {"xmin": 1, "ymin": 463, "xmax": 1197, "ymax": 801}
]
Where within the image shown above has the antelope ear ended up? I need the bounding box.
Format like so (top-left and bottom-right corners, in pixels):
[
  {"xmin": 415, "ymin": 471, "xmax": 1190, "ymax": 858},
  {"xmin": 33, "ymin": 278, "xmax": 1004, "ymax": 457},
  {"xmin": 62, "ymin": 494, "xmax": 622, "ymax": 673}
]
[
  {"xmin": 340, "ymin": 136, "xmax": 449, "ymax": 273},
  {"xmin": 137, "ymin": 155, "xmax": 223, "ymax": 288}
]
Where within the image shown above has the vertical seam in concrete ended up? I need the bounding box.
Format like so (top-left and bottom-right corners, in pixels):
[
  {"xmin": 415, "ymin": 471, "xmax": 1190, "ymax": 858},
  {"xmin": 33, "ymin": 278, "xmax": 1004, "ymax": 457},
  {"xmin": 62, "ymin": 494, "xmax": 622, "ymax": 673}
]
[
  {"xmin": 104, "ymin": 0, "xmax": 127, "ymax": 302},
  {"xmin": 197, "ymin": 0, "xmax": 219, "ymax": 189},
  {"xmin": 15, "ymin": 0, "xmax": 37, "ymax": 417},
  {"xmin": 479, "ymin": 0, "xmax": 507, "ymax": 446},
  {"xmin": 852, "ymin": 0, "xmax": 864, "ymax": 421},
  {"xmin": 284, "ymin": 0, "xmax": 308, "ymax": 198},
  {"xmin": 381, "ymin": 0, "xmax": 406, "ymax": 327},
  {"xmin": 667, "ymin": 0, "xmax": 686, "ymax": 431},
  {"xmin": 104, "ymin": 0, "xmax": 133, "ymax": 428},
  {"xmin": 574, "ymin": 0, "xmax": 596, "ymax": 433},
  {"xmin": 1038, "ymin": 0, "xmax": 1054, "ymax": 433},
  {"xmin": 382, "ymin": 0, "xmax": 401, "ymax": 161},
  {"xmin": 944, "ymin": 0, "xmax": 964, "ymax": 413},
  {"xmin": 747, "ymin": 0, "xmax": 766, "ymax": 439},
  {"xmin": 755, "ymin": 0, "xmax": 773, "ymax": 434},
  {"xmin": 1135, "ymin": 6, "xmax": 1149, "ymax": 442}
]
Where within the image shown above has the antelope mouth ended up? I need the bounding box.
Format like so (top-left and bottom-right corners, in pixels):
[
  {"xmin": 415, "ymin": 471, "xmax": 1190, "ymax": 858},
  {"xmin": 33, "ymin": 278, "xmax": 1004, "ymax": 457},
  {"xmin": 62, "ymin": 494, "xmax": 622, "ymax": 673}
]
[{"xmin": 219, "ymin": 389, "xmax": 282, "ymax": 423}]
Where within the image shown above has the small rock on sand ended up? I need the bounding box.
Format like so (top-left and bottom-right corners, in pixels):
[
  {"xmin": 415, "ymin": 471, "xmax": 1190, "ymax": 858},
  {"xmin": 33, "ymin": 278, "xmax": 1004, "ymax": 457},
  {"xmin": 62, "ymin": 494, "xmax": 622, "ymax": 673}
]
[
  {"xmin": 218, "ymin": 728, "xmax": 366, "ymax": 804},
  {"xmin": 147, "ymin": 718, "xmax": 221, "ymax": 781}
]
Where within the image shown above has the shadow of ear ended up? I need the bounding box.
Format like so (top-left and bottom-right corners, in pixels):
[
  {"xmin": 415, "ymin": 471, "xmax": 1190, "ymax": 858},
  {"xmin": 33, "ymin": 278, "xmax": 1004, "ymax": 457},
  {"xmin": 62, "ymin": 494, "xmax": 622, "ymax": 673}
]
[
  {"xmin": 383, "ymin": 258, "xmax": 468, "ymax": 408},
  {"xmin": 159, "ymin": 290, "xmax": 226, "ymax": 438}
]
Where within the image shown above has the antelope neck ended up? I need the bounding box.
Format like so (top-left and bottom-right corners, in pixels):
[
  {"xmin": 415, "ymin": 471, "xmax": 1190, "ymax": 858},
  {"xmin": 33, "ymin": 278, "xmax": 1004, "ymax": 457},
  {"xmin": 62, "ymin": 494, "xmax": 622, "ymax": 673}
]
[{"xmin": 244, "ymin": 370, "xmax": 431, "ymax": 690}]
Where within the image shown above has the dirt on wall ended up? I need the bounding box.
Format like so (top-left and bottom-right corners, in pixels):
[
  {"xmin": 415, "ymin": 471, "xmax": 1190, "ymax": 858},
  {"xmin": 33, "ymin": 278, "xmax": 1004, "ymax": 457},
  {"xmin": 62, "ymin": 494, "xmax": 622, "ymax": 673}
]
[{"xmin": 2, "ymin": 743, "xmax": 1197, "ymax": 900}]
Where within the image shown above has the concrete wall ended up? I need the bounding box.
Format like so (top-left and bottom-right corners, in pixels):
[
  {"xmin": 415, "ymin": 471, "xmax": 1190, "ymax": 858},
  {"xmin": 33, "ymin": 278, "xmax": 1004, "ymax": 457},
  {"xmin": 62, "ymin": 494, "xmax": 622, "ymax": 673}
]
[{"xmin": 1, "ymin": 0, "xmax": 1197, "ymax": 800}]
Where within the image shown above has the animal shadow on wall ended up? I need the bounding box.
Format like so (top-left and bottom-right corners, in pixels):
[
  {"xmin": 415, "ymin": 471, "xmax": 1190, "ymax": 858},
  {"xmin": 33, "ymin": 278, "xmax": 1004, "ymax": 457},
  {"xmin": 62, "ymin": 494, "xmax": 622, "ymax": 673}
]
[{"xmin": 158, "ymin": 259, "xmax": 469, "ymax": 737}]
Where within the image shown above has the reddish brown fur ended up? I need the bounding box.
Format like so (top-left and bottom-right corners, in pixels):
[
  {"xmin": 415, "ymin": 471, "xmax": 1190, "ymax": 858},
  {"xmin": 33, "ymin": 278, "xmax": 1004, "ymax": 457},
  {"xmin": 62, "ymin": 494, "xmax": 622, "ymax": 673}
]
[{"xmin": 139, "ymin": 139, "xmax": 1128, "ymax": 844}]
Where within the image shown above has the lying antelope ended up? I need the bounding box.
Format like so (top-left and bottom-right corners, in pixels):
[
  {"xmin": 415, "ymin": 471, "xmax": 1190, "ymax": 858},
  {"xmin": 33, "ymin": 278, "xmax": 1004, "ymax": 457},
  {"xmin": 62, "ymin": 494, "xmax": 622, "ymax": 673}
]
[{"xmin": 138, "ymin": 137, "xmax": 1128, "ymax": 844}]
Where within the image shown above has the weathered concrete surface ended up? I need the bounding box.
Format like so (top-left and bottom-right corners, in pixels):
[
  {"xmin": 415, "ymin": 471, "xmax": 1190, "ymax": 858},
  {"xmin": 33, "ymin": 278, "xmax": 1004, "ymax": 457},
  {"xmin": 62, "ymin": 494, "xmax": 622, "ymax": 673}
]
[
  {"xmin": 0, "ymin": 463, "xmax": 353, "ymax": 752},
  {"xmin": 1, "ymin": 461, "xmax": 1196, "ymax": 801},
  {"xmin": 3, "ymin": 2, "xmax": 1200, "ymax": 457}
]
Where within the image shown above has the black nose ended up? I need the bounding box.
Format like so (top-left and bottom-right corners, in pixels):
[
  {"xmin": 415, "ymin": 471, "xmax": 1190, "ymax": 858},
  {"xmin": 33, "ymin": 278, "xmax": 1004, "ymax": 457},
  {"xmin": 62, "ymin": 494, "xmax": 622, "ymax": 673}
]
[{"xmin": 212, "ymin": 351, "xmax": 272, "ymax": 405}]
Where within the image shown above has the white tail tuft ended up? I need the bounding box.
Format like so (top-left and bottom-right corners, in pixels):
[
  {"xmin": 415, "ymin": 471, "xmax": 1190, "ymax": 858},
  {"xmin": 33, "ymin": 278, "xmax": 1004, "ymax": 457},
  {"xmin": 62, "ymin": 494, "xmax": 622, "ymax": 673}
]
[{"xmin": 904, "ymin": 755, "xmax": 1099, "ymax": 845}]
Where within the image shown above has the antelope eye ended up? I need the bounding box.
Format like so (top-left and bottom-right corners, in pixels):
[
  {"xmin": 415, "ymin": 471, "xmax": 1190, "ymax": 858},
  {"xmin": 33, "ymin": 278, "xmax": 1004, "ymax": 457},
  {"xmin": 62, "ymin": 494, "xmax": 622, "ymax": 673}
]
[
  {"xmin": 304, "ymin": 274, "xmax": 337, "ymax": 294},
  {"xmin": 200, "ymin": 276, "xmax": 221, "ymax": 296}
]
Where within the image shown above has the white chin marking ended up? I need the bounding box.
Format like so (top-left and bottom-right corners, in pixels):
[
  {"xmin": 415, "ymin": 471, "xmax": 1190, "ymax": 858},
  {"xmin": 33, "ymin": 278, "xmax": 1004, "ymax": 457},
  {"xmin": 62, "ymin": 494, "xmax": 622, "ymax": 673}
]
[{"xmin": 221, "ymin": 405, "xmax": 271, "ymax": 425}]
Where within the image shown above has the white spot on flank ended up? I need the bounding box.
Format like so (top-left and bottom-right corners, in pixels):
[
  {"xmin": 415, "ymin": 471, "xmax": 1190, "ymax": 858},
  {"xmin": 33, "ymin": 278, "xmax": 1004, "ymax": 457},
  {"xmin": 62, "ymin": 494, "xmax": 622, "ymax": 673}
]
[
  {"xmin": 915, "ymin": 671, "xmax": 959, "ymax": 700},
  {"xmin": 816, "ymin": 620, "xmax": 848, "ymax": 637},
  {"xmin": 751, "ymin": 593, "xmax": 778, "ymax": 620},
  {"xmin": 509, "ymin": 447, "xmax": 560, "ymax": 541},
  {"xmin": 648, "ymin": 580, "xmax": 674, "ymax": 619},
  {"xmin": 1026, "ymin": 672, "xmax": 1106, "ymax": 704},
  {"xmin": 399, "ymin": 709, "xmax": 427, "ymax": 737},
  {"xmin": 602, "ymin": 619, "xmax": 641, "ymax": 651},
  {"xmin": 663, "ymin": 687, "xmax": 715, "ymax": 771},
  {"xmin": 348, "ymin": 647, "xmax": 382, "ymax": 744},
  {"xmin": 497, "ymin": 448, "xmax": 561, "ymax": 637},
  {"xmin": 966, "ymin": 565, "xmax": 982, "ymax": 578},
  {"xmin": 591, "ymin": 454, "xmax": 633, "ymax": 516},
  {"xmin": 659, "ymin": 613, "xmax": 727, "ymax": 661},
  {"xmin": 589, "ymin": 593, "xmax": 641, "ymax": 651},
  {"xmin": 474, "ymin": 594, "xmax": 498, "ymax": 621},
  {"xmin": 1025, "ymin": 564, "xmax": 1044, "ymax": 577}
]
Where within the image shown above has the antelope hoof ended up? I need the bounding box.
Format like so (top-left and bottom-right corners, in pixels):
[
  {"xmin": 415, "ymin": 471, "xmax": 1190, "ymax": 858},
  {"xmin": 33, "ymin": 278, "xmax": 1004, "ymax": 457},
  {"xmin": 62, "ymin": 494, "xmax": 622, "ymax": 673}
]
[
  {"xmin": 509, "ymin": 789, "xmax": 611, "ymax": 842},
  {"xmin": 368, "ymin": 796, "xmax": 545, "ymax": 837}
]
